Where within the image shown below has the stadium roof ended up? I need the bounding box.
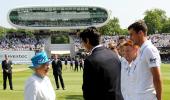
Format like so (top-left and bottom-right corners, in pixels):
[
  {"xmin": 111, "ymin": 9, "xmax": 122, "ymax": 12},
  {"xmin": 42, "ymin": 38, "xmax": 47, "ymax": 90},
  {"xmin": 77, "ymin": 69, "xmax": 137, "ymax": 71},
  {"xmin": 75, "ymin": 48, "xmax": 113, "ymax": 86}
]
[{"xmin": 8, "ymin": 6, "xmax": 110, "ymax": 30}]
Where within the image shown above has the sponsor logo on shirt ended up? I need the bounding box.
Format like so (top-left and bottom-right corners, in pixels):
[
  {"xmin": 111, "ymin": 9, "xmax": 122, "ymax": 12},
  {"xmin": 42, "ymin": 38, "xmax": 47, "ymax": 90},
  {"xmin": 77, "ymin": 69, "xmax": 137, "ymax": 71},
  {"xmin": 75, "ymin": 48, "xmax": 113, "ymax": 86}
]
[{"xmin": 150, "ymin": 58, "xmax": 156, "ymax": 64}]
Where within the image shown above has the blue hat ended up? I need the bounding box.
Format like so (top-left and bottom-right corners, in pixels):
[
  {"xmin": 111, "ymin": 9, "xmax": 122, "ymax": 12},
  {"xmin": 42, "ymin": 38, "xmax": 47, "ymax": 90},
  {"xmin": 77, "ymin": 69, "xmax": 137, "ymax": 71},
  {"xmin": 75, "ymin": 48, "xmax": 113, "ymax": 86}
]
[{"xmin": 29, "ymin": 51, "xmax": 50, "ymax": 69}]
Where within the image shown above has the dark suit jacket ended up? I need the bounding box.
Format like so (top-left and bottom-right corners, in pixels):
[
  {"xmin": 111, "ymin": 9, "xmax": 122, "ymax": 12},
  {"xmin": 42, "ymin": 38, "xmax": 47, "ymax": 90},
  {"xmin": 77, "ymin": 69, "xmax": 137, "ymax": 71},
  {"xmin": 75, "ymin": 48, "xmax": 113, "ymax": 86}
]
[
  {"xmin": 82, "ymin": 46, "xmax": 123, "ymax": 100},
  {"xmin": 2, "ymin": 60, "xmax": 12, "ymax": 73},
  {"xmin": 52, "ymin": 59, "xmax": 62, "ymax": 75},
  {"xmin": 74, "ymin": 59, "xmax": 79, "ymax": 67}
]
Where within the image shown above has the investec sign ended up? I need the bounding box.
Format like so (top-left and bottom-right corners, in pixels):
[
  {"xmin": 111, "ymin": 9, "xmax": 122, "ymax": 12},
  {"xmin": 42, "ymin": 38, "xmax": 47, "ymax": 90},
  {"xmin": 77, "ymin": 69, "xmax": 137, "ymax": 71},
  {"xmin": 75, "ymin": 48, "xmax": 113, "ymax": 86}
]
[{"xmin": 0, "ymin": 51, "xmax": 35, "ymax": 64}]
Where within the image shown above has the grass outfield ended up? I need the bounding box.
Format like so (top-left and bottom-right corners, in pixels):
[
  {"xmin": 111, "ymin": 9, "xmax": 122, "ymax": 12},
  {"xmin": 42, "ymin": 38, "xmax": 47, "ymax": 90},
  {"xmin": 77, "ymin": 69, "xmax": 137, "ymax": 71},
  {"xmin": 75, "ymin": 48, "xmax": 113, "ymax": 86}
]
[{"xmin": 0, "ymin": 64, "xmax": 169, "ymax": 100}]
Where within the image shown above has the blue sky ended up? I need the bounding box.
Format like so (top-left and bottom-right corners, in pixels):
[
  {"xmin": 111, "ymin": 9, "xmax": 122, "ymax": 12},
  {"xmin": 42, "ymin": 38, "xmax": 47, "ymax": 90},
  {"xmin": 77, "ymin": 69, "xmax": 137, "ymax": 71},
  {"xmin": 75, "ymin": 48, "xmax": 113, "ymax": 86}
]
[{"xmin": 1, "ymin": 0, "xmax": 170, "ymax": 29}]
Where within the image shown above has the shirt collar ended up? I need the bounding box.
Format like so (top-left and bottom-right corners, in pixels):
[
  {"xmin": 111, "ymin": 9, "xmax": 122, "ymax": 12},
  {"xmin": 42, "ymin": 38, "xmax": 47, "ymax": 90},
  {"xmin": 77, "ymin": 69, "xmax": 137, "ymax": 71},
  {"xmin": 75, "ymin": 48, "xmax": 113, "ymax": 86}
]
[
  {"xmin": 89, "ymin": 44, "xmax": 103, "ymax": 55},
  {"xmin": 121, "ymin": 58, "xmax": 129, "ymax": 68},
  {"xmin": 131, "ymin": 55, "xmax": 139, "ymax": 65},
  {"xmin": 34, "ymin": 73, "xmax": 45, "ymax": 79}
]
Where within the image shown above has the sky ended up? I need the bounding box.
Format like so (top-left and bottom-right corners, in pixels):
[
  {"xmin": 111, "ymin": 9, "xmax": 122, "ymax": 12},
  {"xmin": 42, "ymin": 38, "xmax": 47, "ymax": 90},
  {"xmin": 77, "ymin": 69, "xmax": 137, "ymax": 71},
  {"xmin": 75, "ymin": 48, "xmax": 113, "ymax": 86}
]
[{"xmin": 1, "ymin": 0, "xmax": 170, "ymax": 29}]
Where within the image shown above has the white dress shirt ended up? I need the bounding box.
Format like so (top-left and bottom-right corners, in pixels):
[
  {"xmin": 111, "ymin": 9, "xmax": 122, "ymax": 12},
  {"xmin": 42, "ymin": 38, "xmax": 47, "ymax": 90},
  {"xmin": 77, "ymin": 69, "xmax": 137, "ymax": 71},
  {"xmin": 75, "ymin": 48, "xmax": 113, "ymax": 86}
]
[{"xmin": 121, "ymin": 56, "xmax": 139, "ymax": 100}]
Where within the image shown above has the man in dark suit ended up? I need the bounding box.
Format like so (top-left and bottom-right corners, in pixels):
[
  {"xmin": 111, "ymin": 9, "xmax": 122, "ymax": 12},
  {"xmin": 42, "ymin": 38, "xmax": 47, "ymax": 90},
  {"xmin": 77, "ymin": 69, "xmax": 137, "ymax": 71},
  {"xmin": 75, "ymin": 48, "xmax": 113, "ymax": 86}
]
[
  {"xmin": 52, "ymin": 55, "xmax": 65, "ymax": 90},
  {"xmin": 80, "ymin": 27, "xmax": 123, "ymax": 100},
  {"xmin": 1, "ymin": 54, "xmax": 13, "ymax": 90},
  {"xmin": 74, "ymin": 58, "xmax": 79, "ymax": 72}
]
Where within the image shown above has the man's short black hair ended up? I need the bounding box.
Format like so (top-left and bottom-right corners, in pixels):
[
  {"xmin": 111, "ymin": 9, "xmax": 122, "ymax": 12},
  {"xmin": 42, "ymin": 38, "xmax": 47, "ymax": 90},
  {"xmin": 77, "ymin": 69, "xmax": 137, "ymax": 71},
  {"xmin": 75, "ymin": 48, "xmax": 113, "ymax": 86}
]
[
  {"xmin": 79, "ymin": 27, "xmax": 100, "ymax": 46},
  {"xmin": 128, "ymin": 20, "xmax": 148, "ymax": 35},
  {"xmin": 119, "ymin": 36, "xmax": 126, "ymax": 40}
]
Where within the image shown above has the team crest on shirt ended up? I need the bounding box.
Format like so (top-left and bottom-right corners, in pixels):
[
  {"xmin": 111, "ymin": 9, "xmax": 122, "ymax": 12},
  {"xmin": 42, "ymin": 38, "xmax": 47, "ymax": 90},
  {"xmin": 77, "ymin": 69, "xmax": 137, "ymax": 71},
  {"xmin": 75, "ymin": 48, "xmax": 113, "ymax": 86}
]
[{"xmin": 150, "ymin": 58, "xmax": 156, "ymax": 64}]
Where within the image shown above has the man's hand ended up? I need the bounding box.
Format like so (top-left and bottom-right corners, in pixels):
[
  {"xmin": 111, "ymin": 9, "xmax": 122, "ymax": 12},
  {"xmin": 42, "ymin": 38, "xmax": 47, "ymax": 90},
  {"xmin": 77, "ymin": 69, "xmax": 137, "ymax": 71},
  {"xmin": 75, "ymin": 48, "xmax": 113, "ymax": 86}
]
[{"xmin": 5, "ymin": 69, "xmax": 9, "ymax": 73}]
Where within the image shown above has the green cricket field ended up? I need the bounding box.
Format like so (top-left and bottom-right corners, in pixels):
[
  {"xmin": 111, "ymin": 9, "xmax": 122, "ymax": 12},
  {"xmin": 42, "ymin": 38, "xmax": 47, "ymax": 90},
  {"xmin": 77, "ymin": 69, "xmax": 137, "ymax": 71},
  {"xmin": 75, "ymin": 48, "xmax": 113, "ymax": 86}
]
[{"xmin": 0, "ymin": 64, "xmax": 169, "ymax": 100}]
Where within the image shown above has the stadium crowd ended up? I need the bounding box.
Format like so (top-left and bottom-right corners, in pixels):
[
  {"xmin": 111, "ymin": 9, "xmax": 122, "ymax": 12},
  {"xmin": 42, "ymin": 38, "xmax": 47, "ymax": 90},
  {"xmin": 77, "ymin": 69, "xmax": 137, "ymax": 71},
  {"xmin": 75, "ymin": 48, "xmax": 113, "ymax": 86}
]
[
  {"xmin": 1, "ymin": 31, "xmax": 170, "ymax": 52},
  {"xmin": 102, "ymin": 34, "xmax": 170, "ymax": 48},
  {"xmin": 71, "ymin": 34, "xmax": 170, "ymax": 52},
  {"xmin": 149, "ymin": 34, "xmax": 170, "ymax": 47},
  {"xmin": 0, "ymin": 34, "xmax": 46, "ymax": 51},
  {"xmin": 1, "ymin": 31, "xmax": 170, "ymax": 63}
]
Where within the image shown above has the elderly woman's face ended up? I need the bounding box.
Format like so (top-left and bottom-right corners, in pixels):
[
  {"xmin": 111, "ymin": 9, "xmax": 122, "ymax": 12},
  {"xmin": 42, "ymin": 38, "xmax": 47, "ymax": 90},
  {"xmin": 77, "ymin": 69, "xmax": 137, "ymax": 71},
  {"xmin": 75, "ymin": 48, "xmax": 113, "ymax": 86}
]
[
  {"xmin": 124, "ymin": 45, "xmax": 138, "ymax": 62},
  {"xmin": 36, "ymin": 62, "xmax": 50, "ymax": 77}
]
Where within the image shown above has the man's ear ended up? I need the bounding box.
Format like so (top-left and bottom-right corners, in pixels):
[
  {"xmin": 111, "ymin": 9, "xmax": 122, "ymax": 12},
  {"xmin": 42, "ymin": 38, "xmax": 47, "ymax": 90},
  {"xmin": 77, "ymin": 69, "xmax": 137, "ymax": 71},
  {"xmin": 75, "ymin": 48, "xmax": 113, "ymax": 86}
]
[
  {"xmin": 83, "ymin": 38, "xmax": 90, "ymax": 46},
  {"xmin": 86, "ymin": 38, "xmax": 90, "ymax": 44},
  {"xmin": 138, "ymin": 30, "xmax": 142, "ymax": 34},
  {"xmin": 138, "ymin": 30, "xmax": 145, "ymax": 36}
]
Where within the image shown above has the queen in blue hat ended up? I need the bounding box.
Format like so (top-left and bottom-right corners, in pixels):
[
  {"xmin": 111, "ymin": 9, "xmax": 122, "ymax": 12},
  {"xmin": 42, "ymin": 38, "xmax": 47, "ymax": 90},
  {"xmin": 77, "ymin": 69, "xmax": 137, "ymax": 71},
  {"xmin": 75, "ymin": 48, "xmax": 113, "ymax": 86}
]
[
  {"xmin": 29, "ymin": 51, "xmax": 51, "ymax": 69},
  {"xmin": 24, "ymin": 51, "xmax": 56, "ymax": 100}
]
